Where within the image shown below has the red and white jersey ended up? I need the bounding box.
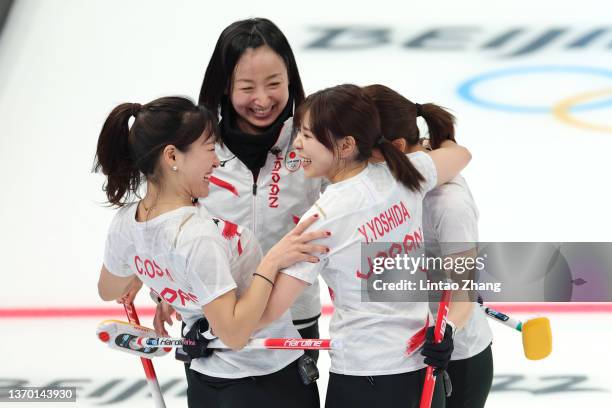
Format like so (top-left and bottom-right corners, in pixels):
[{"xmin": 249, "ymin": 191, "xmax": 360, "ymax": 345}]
[
  {"xmin": 201, "ymin": 117, "xmax": 322, "ymax": 323},
  {"xmin": 423, "ymin": 175, "xmax": 493, "ymax": 360},
  {"xmin": 103, "ymin": 203, "xmax": 301, "ymax": 378},
  {"xmin": 282, "ymin": 152, "xmax": 438, "ymax": 375}
]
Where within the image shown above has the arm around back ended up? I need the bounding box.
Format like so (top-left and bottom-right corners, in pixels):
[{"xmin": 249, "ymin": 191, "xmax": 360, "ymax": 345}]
[{"xmin": 428, "ymin": 140, "xmax": 471, "ymax": 187}]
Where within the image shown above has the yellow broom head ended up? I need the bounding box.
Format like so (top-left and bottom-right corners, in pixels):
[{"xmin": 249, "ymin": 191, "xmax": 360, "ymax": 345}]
[{"xmin": 522, "ymin": 317, "xmax": 552, "ymax": 360}]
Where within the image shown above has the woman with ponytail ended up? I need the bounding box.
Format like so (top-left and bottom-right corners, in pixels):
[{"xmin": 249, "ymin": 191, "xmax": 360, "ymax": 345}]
[
  {"xmin": 250, "ymin": 84, "xmax": 471, "ymax": 407},
  {"xmin": 364, "ymin": 84, "xmax": 494, "ymax": 408},
  {"xmin": 95, "ymin": 96, "xmax": 323, "ymax": 408}
]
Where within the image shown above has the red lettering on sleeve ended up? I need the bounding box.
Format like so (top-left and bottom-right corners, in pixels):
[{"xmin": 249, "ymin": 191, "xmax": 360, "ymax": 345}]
[
  {"xmin": 153, "ymin": 261, "xmax": 164, "ymax": 277},
  {"xmin": 144, "ymin": 259, "xmax": 156, "ymax": 278},
  {"xmin": 178, "ymin": 289, "xmax": 192, "ymax": 306},
  {"xmin": 160, "ymin": 288, "xmax": 177, "ymax": 303},
  {"xmin": 134, "ymin": 256, "xmax": 144, "ymax": 275},
  {"xmin": 357, "ymin": 225, "xmax": 370, "ymax": 243}
]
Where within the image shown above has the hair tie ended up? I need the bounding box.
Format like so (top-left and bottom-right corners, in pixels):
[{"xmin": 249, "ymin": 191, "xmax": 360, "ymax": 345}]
[
  {"xmin": 131, "ymin": 103, "xmax": 142, "ymax": 118},
  {"xmin": 415, "ymin": 103, "xmax": 423, "ymax": 117},
  {"xmin": 376, "ymin": 135, "xmax": 386, "ymax": 146}
]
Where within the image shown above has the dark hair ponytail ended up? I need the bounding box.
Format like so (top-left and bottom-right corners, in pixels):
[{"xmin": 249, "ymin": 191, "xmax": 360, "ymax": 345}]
[
  {"xmin": 94, "ymin": 97, "xmax": 218, "ymax": 207},
  {"xmin": 94, "ymin": 103, "xmax": 142, "ymax": 207},
  {"xmin": 377, "ymin": 139, "xmax": 425, "ymax": 191},
  {"xmin": 294, "ymin": 84, "xmax": 424, "ymax": 192},
  {"xmin": 362, "ymin": 84, "xmax": 456, "ymax": 150},
  {"xmin": 419, "ymin": 103, "xmax": 455, "ymax": 150}
]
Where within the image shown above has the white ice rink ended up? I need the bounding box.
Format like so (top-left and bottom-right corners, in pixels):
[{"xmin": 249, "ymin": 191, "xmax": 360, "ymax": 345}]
[
  {"xmin": 1, "ymin": 0, "xmax": 611, "ymax": 406},
  {"xmin": 2, "ymin": 310, "xmax": 612, "ymax": 407}
]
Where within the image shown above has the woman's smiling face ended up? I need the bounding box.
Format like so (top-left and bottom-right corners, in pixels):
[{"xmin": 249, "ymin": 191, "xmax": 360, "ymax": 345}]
[
  {"xmin": 230, "ymin": 45, "xmax": 290, "ymax": 133},
  {"xmin": 293, "ymin": 110, "xmax": 336, "ymax": 180}
]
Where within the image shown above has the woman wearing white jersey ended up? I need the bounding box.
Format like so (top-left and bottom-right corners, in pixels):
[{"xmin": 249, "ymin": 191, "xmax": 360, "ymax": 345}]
[
  {"xmin": 364, "ymin": 84, "xmax": 494, "ymax": 408},
  {"xmin": 154, "ymin": 18, "xmax": 324, "ymax": 363},
  {"xmin": 95, "ymin": 97, "xmax": 323, "ymax": 407},
  {"xmin": 257, "ymin": 84, "xmax": 472, "ymax": 407}
]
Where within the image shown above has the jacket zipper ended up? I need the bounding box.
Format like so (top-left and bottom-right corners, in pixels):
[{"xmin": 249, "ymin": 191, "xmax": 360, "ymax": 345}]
[{"xmin": 251, "ymin": 174, "xmax": 258, "ymax": 236}]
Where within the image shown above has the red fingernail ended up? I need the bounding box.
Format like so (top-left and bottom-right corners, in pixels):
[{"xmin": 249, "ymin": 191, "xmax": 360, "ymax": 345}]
[
  {"xmin": 325, "ymin": 248, "xmax": 330, "ymax": 253},
  {"xmin": 326, "ymin": 231, "xmax": 331, "ymax": 236},
  {"xmin": 313, "ymin": 213, "xmax": 319, "ymax": 218}
]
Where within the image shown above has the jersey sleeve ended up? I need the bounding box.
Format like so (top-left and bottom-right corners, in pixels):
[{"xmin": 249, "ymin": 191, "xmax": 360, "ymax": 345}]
[
  {"xmin": 280, "ymin": 206, "xmax": 332, "ymax": 285},
  {"xmin": 282, "ymin": 255, "xmax": 327, "ymax": 285},
  {"xmin": 408, "ymin": 151, "xmax": 438, "ymax": 193},
  {"xmin": 183, "ymin": 236, "xmax": 238, "ymax": 307},
  {"xmin": 435, "ymin": 203, "xmax": 479, "ymax": 256},
  {"xmin": 103, "ymin": 226, "xmax": 132, "ymax": 278}
]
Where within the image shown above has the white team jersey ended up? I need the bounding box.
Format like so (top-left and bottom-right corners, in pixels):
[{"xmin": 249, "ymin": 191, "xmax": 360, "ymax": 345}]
[
  {"xmin": 103, "ymin": 203, "xmax": 302, "ymax": 378},
  {"xmin": 423, "ymin": 175, "xmax": 493, "ymax": 360},
  {"xmin": 201, "ymin": 117, "xmax": 322, "ymax": 323},
  {"xmin": 282, "ymin": 152, "xmax": 438, "ymax": 375}
]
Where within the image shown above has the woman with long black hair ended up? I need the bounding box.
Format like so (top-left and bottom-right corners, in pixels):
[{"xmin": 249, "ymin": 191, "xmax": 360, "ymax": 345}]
[{"xmin": 154, "ymin": 18, "xmax": 324, "ymax": 364}]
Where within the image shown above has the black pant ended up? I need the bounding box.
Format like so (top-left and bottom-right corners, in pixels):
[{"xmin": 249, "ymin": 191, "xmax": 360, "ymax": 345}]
[
  {"xmin": 325, "ymin": 368, "xmax": 446, "ymax": 408},
  {"xmin": 445, "ymin": 344, "xmax": 493, "ymax": 408},
  {"xmin": 186, "ymin": 360, "xmax": 320, "ymax": 408},
  {"xmin": 297, "ymin": 320, "xmax": 320, "ymax": 362}
]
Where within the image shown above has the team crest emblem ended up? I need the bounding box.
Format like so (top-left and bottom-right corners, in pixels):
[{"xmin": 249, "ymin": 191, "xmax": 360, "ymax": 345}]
[{"xmin": 285, "ymin": 150, "xmax": 302, "ymax": 172}]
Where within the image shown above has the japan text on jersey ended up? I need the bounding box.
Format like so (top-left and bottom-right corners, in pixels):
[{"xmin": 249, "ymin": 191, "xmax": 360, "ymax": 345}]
[{"xmin": 202, "ymin": 118, "xmax": 321, "ymax": 254}]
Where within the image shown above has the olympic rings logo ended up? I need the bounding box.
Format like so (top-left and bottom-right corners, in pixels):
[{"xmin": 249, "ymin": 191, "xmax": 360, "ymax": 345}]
[{"xmin": 457, "ymin": 66, "xmax": 612, "ymax": 133}]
